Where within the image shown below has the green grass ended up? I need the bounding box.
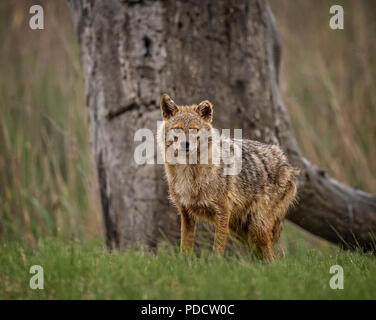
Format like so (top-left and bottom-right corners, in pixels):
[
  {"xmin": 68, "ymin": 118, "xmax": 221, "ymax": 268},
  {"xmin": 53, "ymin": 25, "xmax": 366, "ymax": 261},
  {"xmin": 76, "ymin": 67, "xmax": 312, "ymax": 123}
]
[{"xmin": 1, "ymin": 238, "xmax": 376, "ymax": 300}]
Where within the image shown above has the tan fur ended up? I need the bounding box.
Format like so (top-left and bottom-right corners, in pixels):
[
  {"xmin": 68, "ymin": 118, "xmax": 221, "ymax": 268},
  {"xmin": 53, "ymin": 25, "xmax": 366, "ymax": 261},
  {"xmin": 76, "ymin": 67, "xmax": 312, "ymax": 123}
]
[{"xmin": 158, "ymin": 94, "xmax": 299, "ymax": 261}]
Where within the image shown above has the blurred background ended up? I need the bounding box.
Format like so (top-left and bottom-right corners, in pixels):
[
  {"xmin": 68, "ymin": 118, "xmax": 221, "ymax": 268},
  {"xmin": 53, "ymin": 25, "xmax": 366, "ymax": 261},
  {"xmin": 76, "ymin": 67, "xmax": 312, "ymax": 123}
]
[{"xmin": 0, "ymin": 0, "xmax": 375, "ymax": 248}]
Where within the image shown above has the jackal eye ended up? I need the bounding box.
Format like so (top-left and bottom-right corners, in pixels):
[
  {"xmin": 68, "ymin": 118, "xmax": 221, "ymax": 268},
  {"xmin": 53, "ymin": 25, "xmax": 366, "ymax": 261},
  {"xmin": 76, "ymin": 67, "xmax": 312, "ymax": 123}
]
[
  {"xmin": 172, "ymin": 128, "xmax": 181, "ymax": 133},
  {"xmin": 190, "ymin": 128, "xmax": 199, "ymax": 134}
]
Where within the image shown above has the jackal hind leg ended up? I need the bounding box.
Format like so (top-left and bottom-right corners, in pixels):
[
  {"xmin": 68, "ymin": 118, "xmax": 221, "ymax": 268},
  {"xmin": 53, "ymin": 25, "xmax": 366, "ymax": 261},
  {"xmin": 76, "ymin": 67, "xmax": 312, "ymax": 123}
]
[
  {"xmin": 270, "ymin": 181, "xmax": 297, "ymax": 245},
  {"xmin": 247, "ymin": 220, "xmax": 275, "ymax": 262}
]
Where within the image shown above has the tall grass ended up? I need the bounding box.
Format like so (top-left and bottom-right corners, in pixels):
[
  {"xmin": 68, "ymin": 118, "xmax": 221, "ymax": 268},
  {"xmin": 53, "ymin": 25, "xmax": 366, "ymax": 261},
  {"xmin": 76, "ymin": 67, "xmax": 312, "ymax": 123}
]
[
  {"xmin": 270, "ymin": 0, "xmax": 376, "ymax": 194},
  {"xmin": 0, "ymin": 0, "xmax": 101, "ymax": 242},
  {"xmin": 0, "ymin": 1, "xmax": 374, "ymax": 247}
]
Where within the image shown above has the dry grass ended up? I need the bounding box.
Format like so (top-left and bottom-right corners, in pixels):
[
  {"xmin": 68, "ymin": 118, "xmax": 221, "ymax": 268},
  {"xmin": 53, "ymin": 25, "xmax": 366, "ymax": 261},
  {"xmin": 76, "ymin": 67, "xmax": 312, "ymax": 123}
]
[
  {"xmin": 0, "ymin": 0, "xmax": 102, "ymax": 242},
  {"xmin": 270, "ymin": 0, "xmax": 376, "ymax": 193}
]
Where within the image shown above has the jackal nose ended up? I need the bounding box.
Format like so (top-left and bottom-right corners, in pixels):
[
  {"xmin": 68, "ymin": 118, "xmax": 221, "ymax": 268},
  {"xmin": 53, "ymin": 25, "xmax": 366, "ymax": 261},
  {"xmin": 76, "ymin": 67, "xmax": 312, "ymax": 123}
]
[{"xmin": 180, "ymin": 141, "xmax": 190, "ymax": 151}]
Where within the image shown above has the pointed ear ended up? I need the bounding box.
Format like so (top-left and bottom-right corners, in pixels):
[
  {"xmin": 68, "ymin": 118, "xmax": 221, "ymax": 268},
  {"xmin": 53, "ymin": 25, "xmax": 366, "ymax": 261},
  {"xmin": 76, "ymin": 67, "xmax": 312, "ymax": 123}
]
[
  {"xmin": 160, "ymin": 94, "xmax": 178, "ymax": 120},
  {"xmin": 195, "ymin": 100, "xmax": 213, "ymax": 122}
]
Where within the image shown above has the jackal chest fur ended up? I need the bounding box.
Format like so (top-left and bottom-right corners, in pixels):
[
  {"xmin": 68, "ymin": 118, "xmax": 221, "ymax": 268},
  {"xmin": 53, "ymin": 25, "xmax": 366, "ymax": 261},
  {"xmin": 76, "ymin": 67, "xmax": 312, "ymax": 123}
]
[{"xmin": 166, "ymin": 165, "xmax": 224, "ymax": 209}]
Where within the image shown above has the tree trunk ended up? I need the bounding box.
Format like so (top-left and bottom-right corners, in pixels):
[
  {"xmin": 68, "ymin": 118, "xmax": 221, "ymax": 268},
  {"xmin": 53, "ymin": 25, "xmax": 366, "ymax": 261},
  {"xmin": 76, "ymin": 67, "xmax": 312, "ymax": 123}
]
[{"xmin": 67, "ymin": 0, "xmax": 376, "ymax": 251}]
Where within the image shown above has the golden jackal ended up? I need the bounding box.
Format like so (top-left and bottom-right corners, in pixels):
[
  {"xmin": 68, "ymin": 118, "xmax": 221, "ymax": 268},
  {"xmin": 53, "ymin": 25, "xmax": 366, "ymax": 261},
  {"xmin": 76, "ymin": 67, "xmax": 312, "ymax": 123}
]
[{"xmin": 158, "ymin": 94, "xmax": 299, "ymax": 261}]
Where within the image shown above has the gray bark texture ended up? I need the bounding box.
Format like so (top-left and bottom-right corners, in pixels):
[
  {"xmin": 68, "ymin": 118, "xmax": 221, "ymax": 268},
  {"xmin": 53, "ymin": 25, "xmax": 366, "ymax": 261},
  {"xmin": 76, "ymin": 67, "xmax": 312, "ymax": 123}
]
[{"xmin": 67, "ymin": 0, "xmax": 376, "ymax": 251}]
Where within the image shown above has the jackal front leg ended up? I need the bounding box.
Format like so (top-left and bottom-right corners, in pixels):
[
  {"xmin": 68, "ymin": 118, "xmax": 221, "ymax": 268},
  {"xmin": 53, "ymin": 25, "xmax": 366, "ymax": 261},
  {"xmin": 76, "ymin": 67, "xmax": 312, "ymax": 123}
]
[
  {"xmin": 179, "ymin": 206, "xmax": 196, "ymax": 253},
  {"xmin": 213, "ymin": 202, "xmax": 230, "ymax": 256}
]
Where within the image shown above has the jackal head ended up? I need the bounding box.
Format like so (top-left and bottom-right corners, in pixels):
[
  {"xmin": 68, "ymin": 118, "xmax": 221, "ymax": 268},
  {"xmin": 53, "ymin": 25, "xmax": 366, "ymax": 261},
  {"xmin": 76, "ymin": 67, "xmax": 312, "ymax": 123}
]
[{"xmin": 158, "ymin": 94, "xmax": 214, "ymax": 164}]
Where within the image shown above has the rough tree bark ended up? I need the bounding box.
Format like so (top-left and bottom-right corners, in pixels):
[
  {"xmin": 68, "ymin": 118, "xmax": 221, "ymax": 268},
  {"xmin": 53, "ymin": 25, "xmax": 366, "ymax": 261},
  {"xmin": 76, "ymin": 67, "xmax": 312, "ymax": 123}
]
[{"xmin": 67, "ymin": 0, "xmax": 376, "ymax": 251}]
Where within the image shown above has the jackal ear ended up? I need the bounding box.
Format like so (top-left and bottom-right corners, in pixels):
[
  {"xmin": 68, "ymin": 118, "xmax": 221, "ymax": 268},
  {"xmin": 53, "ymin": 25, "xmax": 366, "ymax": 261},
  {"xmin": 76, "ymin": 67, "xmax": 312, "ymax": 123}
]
[
  {"xmin": 196, "ymin": 100, "xmax": 213, "ymax": 122},
  {"xmin": 160, "ymin": 94, "xmax": 178, "ymax": 120}
]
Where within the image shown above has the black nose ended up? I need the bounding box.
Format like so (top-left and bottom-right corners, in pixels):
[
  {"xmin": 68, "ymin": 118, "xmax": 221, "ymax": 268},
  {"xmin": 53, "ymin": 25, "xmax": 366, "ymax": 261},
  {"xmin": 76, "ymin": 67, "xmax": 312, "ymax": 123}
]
[{"xmin": 180, "ymin": 141, "xmax": 189, "ymax": 151}]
